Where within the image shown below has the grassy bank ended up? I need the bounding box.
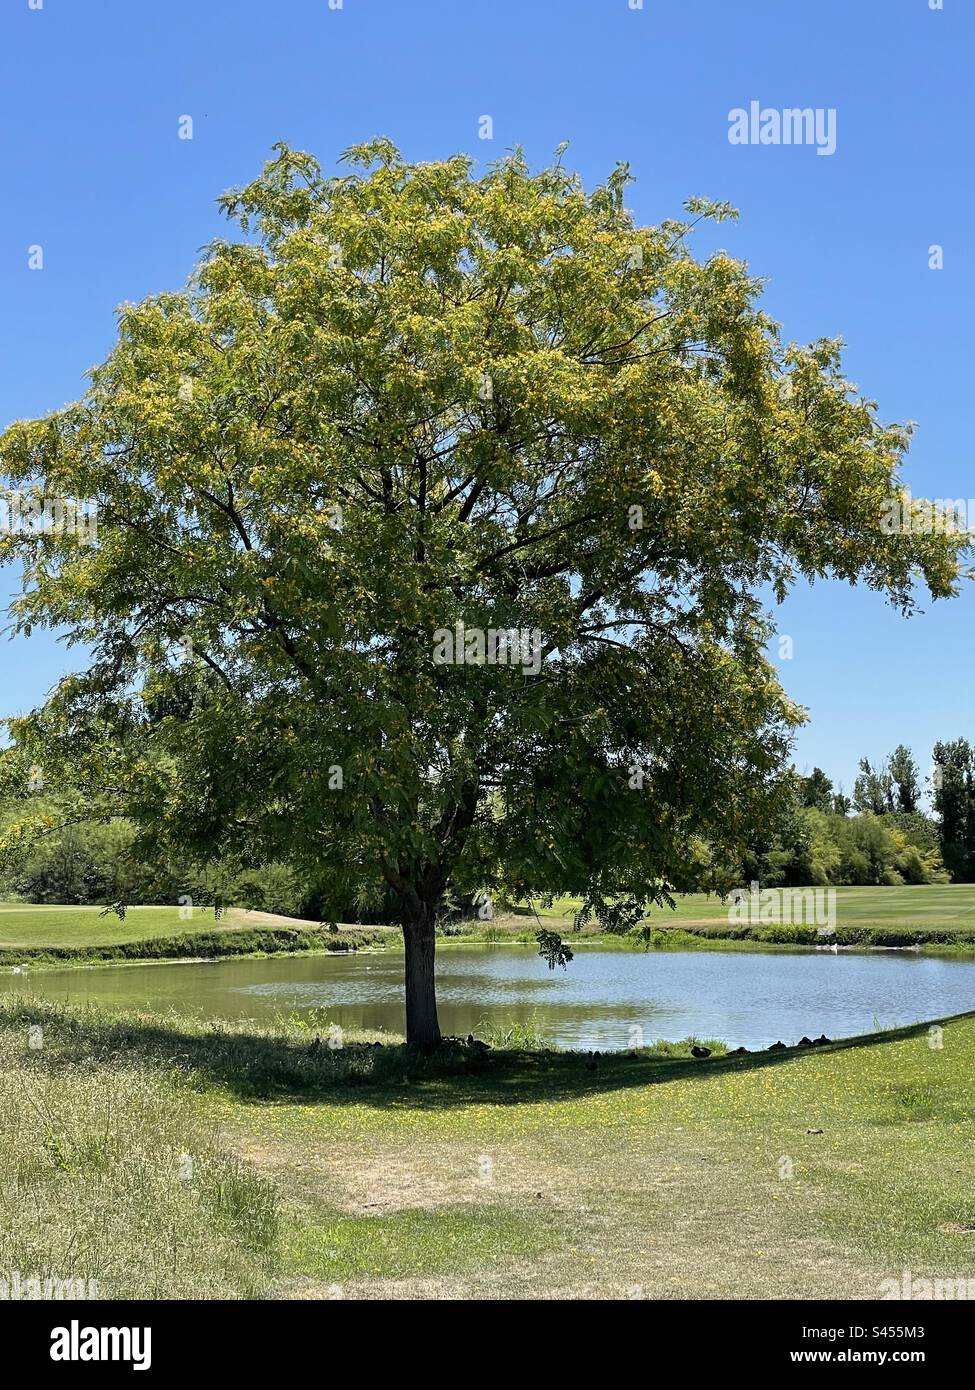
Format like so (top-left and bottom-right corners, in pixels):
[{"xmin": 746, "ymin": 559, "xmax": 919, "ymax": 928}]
[
  {"xmin": 4, "ymin": 996, "xmax": 975, "ymax": 1299},
  {"xmin": 5, "ymin": 885, "xmax": 975, "ymax": 967},
  {"xmin": 653, "ymin": 922, "xmax": 975, "ymax": 951},
  {"xmin": 0, "ymin": 925, "xmax": 386, "ymax": 969},
  {"xmin": 0, "ymin": 904, "xmax": 389, "ymax": 967}
]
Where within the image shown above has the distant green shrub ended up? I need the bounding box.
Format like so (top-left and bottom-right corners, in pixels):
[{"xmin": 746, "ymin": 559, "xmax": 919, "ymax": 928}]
[{"xmin": 669, "ymin": 922, "xmax": 975, "ymax": 950}]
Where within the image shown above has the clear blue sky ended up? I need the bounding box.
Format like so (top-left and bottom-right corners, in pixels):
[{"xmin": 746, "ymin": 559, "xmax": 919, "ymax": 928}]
[{"xmin": 0, "ymin": 0, "xmax": 971, "ymax": 801}]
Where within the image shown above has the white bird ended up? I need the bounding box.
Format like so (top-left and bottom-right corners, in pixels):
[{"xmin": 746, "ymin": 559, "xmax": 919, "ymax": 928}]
[{"xmin": 830, "ymin": 942, "xmax": 839, "ymax": 955}]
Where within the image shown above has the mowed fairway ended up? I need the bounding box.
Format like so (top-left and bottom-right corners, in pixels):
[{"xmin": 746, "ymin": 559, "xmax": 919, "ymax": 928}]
[
  {"xmin": 520, "ymin": 884, "xmax": 975, "ymax": 933},
  {"xmin": 4, "ymin": 885, "xmax": 975, "ymax": 954},
  {"xmin": 4, "ymin": 997, "xmax": 975, "ymax": 1299},
  {"xmin": 0, "ymin": 904, "xmax": 302, "ymax": 949}
]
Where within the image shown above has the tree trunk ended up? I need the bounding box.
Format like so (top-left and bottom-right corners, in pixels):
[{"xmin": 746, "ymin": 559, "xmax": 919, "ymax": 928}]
[{"xmin": 402, "ymin": 902, "xmax": 441, "ymax": 1046}]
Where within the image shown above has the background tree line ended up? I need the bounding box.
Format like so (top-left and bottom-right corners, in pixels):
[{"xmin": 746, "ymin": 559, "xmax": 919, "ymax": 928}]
[
  {"xmin": 0, "ymin": 783, "xmax": 405, "ymax": 920},
  {"xmin": 742, "ymin": 740, "xmax": 975, "ymax": 888},
  {"xmin": 2, "ymin": 739, "xmax": 973, "ymax": 908}
]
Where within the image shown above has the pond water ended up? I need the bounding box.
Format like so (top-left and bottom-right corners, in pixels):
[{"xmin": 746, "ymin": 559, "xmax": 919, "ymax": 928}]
[{"xmin": 3, "ymin": 944, "xmax": 974, "ymax": 1051}]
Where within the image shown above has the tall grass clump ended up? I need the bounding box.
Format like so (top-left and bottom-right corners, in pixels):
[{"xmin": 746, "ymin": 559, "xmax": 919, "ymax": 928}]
[
  {"xmin": 0, "ymin": 997, "xmax": 277, "ymax": 1299},
  {"xmin": 477, "ymin": 1015, "xmax": 548, "ymax": 1050}
]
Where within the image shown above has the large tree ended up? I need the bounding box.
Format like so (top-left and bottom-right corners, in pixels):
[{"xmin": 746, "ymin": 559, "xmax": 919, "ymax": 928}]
[
  {"xmin": 799, "ymin": 767, "xmax": 834, "ymax": 814},
  {"xmin": 0, "ymin": 143, "xmax": 966, "ymax": 1042},
  {"xmin": 931, "ymin": 739, "xmax": 975, "ymax": 882},
  {"xmin": 888, "ymin": 743, "xmax": 921, "ymax": 815},
  {"xmin": 853, "ymin": 757, "xmax": 895, "ymax": 817}
]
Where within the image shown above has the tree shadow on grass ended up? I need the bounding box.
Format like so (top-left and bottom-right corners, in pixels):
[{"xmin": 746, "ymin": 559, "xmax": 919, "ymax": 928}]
[{"xmin": 4, "ymin": 996, "xmax": 973, "ymax": 1111}]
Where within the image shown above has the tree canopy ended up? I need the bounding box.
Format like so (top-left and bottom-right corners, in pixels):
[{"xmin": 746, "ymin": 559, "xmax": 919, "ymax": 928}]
[{"xmin": 1, "ymin": 141, "xmax": 968, "ymax": 1041}]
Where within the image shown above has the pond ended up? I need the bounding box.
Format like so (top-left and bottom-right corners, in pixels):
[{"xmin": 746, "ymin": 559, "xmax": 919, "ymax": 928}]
[{"xmin": 3, "ymin": 944, "xmax": 975, "ymax": 1051}]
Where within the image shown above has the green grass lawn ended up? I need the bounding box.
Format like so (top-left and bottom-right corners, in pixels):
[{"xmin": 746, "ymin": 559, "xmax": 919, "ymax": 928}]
[
  {"xmin": 517, "ymin": 884, "xmax": 975, "ymax": 931},
  {"xmin": 0, "ymin": 904, "xmax": 231, "ymax": 948},
  {"xmin": 5, "ymin": 884, "xmax": 975, "ymax": 956},
  {"xmin": 0, "ymin": 903, "xmax": 316, "ymax": 949},
  {"xmin": 4, "ymin": 995, "xmax": 975, "ymax": 1299}
]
